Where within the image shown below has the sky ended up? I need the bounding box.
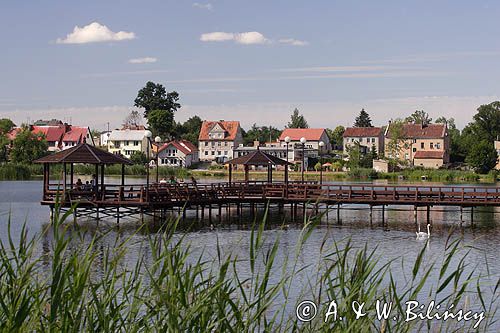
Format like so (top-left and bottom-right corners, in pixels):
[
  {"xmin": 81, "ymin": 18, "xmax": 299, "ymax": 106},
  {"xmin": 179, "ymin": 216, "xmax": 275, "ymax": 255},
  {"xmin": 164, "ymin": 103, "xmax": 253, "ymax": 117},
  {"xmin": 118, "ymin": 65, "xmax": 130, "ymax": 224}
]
[{"xmin": 1, "ymin": 0, "xmax": 500, "ymax": 132}]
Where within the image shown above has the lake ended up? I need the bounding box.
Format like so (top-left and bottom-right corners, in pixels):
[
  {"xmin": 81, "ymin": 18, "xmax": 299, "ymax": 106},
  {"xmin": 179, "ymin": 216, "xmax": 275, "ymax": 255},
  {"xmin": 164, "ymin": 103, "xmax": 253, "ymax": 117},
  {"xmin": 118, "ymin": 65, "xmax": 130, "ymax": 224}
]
[{"xmin": 0, "ymin": 178, "xmax": 499, "ymax": 331}]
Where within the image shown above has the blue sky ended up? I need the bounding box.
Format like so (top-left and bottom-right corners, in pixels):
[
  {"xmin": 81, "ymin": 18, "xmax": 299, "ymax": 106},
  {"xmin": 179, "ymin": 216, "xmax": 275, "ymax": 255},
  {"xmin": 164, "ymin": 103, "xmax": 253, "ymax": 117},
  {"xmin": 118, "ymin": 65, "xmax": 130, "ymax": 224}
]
[{"xmin": 1, "ymin": 0, "xmax": 500, "ymax": 131}]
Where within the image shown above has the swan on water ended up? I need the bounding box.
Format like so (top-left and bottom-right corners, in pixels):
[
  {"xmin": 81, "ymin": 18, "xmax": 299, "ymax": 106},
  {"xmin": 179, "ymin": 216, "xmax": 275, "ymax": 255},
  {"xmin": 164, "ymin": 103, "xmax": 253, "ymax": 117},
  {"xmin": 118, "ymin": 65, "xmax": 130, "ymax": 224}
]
[{"xmin": 416, "ymin": 223, "xmax": 431, "ymax": 238}]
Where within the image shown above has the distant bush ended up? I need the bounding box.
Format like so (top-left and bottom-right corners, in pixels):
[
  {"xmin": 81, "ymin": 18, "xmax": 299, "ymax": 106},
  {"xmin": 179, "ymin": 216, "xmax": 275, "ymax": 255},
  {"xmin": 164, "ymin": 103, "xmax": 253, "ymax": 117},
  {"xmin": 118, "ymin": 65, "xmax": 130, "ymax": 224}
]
[
  {"xmin": 0, "ymin": 164, "xmax": 31, "ymax": 180},
  {"xmin": 347, "ymin": 168, "xmax": 379, "ymax": 179}
]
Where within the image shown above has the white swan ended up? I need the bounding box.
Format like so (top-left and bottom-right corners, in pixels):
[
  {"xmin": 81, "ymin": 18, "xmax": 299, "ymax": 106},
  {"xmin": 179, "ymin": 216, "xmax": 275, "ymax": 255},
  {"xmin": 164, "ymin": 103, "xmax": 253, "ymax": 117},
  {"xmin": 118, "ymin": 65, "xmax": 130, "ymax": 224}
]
[{"xmin": 416, "ymin": 224, "xmax": 431, "ymax": 239}]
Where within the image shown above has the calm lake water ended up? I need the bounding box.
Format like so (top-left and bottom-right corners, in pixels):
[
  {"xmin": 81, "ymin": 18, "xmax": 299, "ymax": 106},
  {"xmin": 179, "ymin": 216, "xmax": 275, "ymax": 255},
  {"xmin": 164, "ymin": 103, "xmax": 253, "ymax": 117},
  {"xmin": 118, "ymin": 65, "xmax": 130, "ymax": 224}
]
[{"xmin": 1, "ymin": 178, "xmax": 499, "ymax": 331}]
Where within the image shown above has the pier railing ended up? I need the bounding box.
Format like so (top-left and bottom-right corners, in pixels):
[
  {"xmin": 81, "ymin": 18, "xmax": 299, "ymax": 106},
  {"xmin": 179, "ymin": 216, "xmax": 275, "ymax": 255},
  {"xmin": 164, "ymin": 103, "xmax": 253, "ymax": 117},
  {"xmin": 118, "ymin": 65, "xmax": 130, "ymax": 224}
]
[{"xmin": 42, "ymin": 182, "xmax": 500, "ymax": 207}]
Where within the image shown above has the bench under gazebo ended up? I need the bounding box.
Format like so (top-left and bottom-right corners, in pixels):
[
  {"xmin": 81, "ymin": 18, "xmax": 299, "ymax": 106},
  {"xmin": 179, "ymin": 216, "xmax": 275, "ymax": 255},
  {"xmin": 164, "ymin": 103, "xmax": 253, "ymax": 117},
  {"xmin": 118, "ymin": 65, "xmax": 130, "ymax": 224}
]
[{"xmin": 225, "ymin": 149, "xmax": 291, "ymax": 184}]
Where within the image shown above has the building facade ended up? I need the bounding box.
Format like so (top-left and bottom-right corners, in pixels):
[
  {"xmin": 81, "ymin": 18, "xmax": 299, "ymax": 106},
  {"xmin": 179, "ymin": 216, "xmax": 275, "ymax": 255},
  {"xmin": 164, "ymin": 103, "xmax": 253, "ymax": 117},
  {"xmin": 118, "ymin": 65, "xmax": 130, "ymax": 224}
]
[
  {"xmin": 278, "ymin": 128, "xmax": 331, "ymax": 154},
  {"xmin": 108, "ymin": 129, "xmax": 149, "ymax": 158},
  {"xmin": 384, "ymin": 123, "xmax": 450, "ymax": 169},
  {"xmin": 198, "ymin": 120, "xmax": 244, "ymax": 163},
  {"xmin": 343, "ymin": 127, "xmax": 384, "ymax": 155},
  {"xmin": 157, "ymin": 140, "xmax": 199, "ymax": 168}
]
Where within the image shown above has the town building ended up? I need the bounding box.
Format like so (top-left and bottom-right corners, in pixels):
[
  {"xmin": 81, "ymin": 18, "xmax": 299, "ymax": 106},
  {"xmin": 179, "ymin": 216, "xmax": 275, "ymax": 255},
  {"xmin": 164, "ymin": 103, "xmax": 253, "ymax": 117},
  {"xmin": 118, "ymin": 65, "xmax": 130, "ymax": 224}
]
[
  {"xmin": 278, "ymin": 128, "xmax": 331, "ymax": 154},
  {"xmin": 495, "ymin": 141, "xmax": 500, "ymax": 170},
  {"xmin": 157, "ymin": 140, "xmax": 199, "ymax": 168},
  {"xmin": 99, "ymin": 131, "xmax": 111, "ymax": 148},
  {"xmin": 108, "ymin": 129, "xmax": 149, "ymax": 158},
  {"xmin": 343, "ymin": 127, "xmax": 384, "ymax": 155},
  {"xmin": 198, "ymin": 120, "xmax": 244, "ymax": 163},
  {"xmin": 384, "ymin": 122, "xmax": 450, "ymax": 168}
]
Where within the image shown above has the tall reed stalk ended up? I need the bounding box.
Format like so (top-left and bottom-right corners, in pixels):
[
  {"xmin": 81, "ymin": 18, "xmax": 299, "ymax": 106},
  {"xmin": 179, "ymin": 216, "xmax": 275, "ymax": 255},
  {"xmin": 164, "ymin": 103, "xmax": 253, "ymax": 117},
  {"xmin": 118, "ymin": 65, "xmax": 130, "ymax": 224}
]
[{"xmin": 0, "ymin": 206, "xmax": 497, "ymax": 332}]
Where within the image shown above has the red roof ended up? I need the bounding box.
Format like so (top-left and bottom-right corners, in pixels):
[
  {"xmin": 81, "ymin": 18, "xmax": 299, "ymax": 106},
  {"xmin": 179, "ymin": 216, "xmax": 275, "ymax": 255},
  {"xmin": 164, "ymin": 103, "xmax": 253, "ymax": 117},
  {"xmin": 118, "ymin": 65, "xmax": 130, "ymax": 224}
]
[
  {"xmin": 63, "ymin": 127, "xmax": 88, "ymax": 142},
  {"xmin": 343, "ymin": 127, "xmax": 382, "ymax": 138},
  {"xmin": 31, "ymin": 126, "xmax": 65, "ymax": 142},
  {"xmin": 159, "ymin": 140, "xmax": 198, "ymax": 155},
  {"xmin": 386, "ymin": 123, "xmax": 447, "ymax": 139},
  {"xmin": 6, "ymin": 127, "xmax": 22, "ymax": 140},
  {"xmin": 279, "ymin": 128, "xmax": 326, "ymax": 141},
  {"xmin": 198, "ymin": 121, "xmax": 240, "ymax": 141},
  {"xmin": 414, "ymin": 151, "xmax": 445, "ymax": 159}
]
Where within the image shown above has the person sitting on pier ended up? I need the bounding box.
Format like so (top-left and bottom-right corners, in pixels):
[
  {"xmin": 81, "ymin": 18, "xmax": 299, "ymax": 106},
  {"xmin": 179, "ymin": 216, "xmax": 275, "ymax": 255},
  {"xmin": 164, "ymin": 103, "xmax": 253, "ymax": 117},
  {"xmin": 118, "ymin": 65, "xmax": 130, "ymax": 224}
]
[
  {"xmin": 75, "ymin": 178, "xmax": 83, "ymax": 190},
  {"xmin": 169, "ymin": 176, "xmax": 177, "ymax": 184},
  {"xmin": 84, "ymin": 181, "xmax": 91, "ymax": 191},
  {"xmin": 159, "ymin": 178, "xmax": 167, "ymax": 185},
  {"xmin": 191, "ymin": 176, "xmax": 197, "ymax": 185}
]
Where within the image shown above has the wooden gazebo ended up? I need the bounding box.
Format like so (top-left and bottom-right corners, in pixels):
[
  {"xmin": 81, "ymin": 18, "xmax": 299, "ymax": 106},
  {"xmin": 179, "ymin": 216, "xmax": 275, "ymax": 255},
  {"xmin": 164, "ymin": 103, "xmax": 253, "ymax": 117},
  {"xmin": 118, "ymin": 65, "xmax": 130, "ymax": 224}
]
[
  {"xmin": 225, "ymin": 149, "xmax": 291, "ymax": 183},
  {"xmin": 34, "ymin": 143, "xmax": 132, "ymax": 203}
]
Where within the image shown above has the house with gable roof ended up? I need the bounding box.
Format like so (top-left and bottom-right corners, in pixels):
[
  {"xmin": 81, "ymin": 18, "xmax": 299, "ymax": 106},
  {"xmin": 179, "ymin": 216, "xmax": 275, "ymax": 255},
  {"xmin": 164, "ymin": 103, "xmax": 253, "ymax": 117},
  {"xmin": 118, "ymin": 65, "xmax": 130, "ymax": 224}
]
[
  {"xmin": 198, "ymin": 120, "xmax": 244, "ymax": 162},
  {"xmin": 157, "ymin": 140, "xmax": 199, "ymax": 168}
]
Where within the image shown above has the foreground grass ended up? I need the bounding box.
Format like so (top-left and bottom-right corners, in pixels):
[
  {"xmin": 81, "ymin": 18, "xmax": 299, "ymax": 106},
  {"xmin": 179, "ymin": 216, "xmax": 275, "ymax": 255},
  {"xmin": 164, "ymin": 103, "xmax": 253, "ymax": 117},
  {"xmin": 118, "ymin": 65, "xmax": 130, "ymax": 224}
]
[{"xmin": 0, "ymin": 207, "xmax": 498, "ymax": 332}]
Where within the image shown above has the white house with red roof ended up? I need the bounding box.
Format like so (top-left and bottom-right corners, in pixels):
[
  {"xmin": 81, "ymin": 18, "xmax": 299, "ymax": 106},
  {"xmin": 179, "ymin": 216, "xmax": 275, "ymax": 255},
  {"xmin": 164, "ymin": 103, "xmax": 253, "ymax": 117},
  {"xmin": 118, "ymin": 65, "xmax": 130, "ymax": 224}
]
[
  {"xmin": 61, "ymin": 126, "xmax": 93, "ymax": 150},
  {"xmin": 198, "ymin": 120, "xmax": 243, "ymax": 162},
  {"xmin": 343, "ymin": 127, "xmax": 384, "ymax": 155},
  {"xmin": 278, "ymin": 128, "xmax": 331, "ymax": 153},
  {"xmin": 157, "ymin": 140, "xmax": 199, "ymax": 168}
]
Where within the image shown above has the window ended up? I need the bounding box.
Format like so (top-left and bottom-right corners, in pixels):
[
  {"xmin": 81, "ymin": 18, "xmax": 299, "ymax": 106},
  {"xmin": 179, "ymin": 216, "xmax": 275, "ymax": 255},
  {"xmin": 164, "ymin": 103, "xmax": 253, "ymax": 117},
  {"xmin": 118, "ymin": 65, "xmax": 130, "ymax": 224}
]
[
  {"xmin": 211, "ymin": 151, "xmax": 215, "ymax": 155},
  {"xmin": 420, "ymin": 142, "xmax": 424, "ymax": 149},
  {"xmin": 413, "ymin": 139, "xmax": 417, "ymax": 143},
  {"xmin": 205, "ymin": 142, "xmax": 208, "ymax": 146},
  {"xmin": 371, "ymin": 138, "xmax": 375, "ymax": 143},
  {"xmin": 134, "ymin": 141, "xmax": 139, "ymax": 146},
  {"xmin": 405, "ymin": 153, "xmax": 409, "ymax": 160},
  {"xmin": 205, "ymin": 151, "xmax": 208, "ymax": 155},
  {"xmin": 430, "ymin": 142, "xmax": 434, "ymax": 149},
  {"xmin": 218, "ymin": 151, "xmax": 222, "ymax": 155},
  {"xmin": 413, "ymin": 148, "xmax": 417, "ymax": 152},
  {"xmin": 125, "ymin": 141, "xmax": 129, "ymax": 146},
  {"xmin": 436, "ymin": 143, "xmax": 441, "ymax": 149}
]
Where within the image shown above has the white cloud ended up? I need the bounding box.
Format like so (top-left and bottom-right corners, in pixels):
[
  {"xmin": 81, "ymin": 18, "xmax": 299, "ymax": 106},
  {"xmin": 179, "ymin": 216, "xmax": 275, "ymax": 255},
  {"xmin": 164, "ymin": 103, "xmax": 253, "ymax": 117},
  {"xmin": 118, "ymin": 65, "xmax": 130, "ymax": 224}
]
[
  {"xmin": 277, "ymin": 65, "xmax": 397, "ymax": 72},
  {"xmin": 128, "ymin": 57, "xmax": 157, "ymax": 64},
  {"xmin": 200, "ymin": 31, "xmax": 269, "ymax": 44},
  {"xmin": 278, "ymin": 38, "xmax": 308, "ymax": 46},
  {"xmin": 56, "ymin": 22, "xmax": 136, "ymax": 44},
  {"xmin": 193, "ymin": 2, "xmax": 213, "ymax": 10},
  {"xmin": 200, "ymin": 32, "xmax": 235, "ymax": 42}
]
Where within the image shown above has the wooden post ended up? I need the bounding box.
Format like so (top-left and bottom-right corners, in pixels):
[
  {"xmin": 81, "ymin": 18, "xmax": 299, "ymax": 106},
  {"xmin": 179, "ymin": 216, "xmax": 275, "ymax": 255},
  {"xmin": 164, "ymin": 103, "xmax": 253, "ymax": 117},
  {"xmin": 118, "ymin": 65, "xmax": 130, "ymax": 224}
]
[
  {"xmin": 460, "ymin": 206, "xmax": 463, "ymax": 226},
  {"xmin": 100, "ymin": 164, "xmax": 105, "ymax": 200},
  {"xmin": 337, "ymin": 203, "xmax": 341, "ymax": 225},
  {"xmin": 267, "ymin": 164, "xmax": 272, "ymax": 183},
  {"xmin": 382, "ymin": 205, "xmax": 385, "ymax": 227},
  {"xmin": 121, "ymin": 164, "xmax": 125, "ymax": 187},
  {"xmin": 471, "ymin": 207, "xmax": 474, "ymax": 227},
  {"xmin": 369, "ymin": 205, "xmax": 373, "ymax": 226},
  {"xmin": 414, "ymin": 206, "xmax": 418, "ymax": 230},
  {"xmin": 70, "ymin": 163, "xmax": 74, "ymax": 188},
  {"xmin": 244, "ymin": 165, "xmax": 249, "ymax": 183},
  {"xmin": 228, "ymin": 164, "xmax": 233, "ymax": 184},
  {"xmin": 426, "ymin": 205, "xmax": 431, "ymax": 226}
]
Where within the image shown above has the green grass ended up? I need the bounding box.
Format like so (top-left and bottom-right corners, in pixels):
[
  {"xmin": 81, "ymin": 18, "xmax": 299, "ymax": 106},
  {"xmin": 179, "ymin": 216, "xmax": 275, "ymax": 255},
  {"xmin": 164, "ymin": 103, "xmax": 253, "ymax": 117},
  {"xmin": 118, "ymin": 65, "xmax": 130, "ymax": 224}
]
[{"xmin": 0, "ymin": 206, "xmax": 498, "ymax": 331}]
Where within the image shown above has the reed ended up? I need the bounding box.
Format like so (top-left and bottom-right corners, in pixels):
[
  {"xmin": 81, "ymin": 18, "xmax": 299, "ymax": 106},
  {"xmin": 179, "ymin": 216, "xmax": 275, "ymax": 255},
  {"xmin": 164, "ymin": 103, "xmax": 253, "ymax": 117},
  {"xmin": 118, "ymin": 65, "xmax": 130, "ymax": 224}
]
[{"xmin": 0, "ymin": 208, "xmax": 498, "ymax": 331}]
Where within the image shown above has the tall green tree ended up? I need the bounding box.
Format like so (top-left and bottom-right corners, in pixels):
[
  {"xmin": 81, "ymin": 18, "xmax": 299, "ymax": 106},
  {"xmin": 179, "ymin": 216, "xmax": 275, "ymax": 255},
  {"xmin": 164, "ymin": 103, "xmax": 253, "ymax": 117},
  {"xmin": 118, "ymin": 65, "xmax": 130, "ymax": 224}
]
[
  {"xmin": 386, "ymin": 119, "xmax": 409, "ymax": 162},
  {"xmin": 326, "ymin": 125, "xmax": 345, "ymax": 150},
  {"xmin": 405, "ymin": 110, "xmax": 432, "ymax": 125},
  {"xmin": 465, "ymin": 141, "xmax": 498, "ymax": 174},
  {"xmin": 354, "ymin": 109, "xmax": 373, "ymax": 127},
  {"xmin": 0, "ymin": 134, "xmax": 9, "ymax": 163},
  {"xmin": 435, "ymin": 117, "xmax": 464, "ymax": 162},
  {"xmin": 10, "ymin": 129, "xmax": 48, "ymax": 163},
  {"xmin": 176, "ymin": 116, "xmax": 203, "ymax": 144},
  {"xmin": 243, "ymin": 124, "xmax": 281, "ymax": 145},
  {"xmin": 287, "ymin": 108, "xmax": 309, "ymax": 128},
  {"xmin": 0, "ymin": 118, "xmax": 15, "ymax": 134},
  {"xmin": 134, "ymin": 81, "xmax": 181, "ymax": 138},
  {"xmin": 471, "ymin": 101, "xmax": 500, "ymax": 143}
]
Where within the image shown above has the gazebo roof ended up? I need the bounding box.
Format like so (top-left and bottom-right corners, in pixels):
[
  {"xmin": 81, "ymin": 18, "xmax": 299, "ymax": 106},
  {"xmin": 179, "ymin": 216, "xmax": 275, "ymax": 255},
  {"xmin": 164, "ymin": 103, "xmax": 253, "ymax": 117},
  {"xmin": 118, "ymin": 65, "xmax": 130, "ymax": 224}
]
[
  {"xmin": 226, "ymin": 149, "xmax": 291, "ymax": 166},
  {"xmin": 34, "ymin": 143, "xmax": 133, "ymax": 165}
]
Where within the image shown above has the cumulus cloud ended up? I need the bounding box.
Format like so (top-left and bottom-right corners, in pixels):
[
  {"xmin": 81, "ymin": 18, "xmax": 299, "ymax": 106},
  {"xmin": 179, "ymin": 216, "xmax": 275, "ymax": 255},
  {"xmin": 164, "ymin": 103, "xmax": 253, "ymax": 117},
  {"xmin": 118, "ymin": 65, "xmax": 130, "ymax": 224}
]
[
  {"xmin": 200, "ymin": 31, "xmax": 269, "ymax": 44},
  {"xmin": 278, "ymin": 38, "xmax": 308, "ymax": 46},
  {"xmin": 193, "ymin": 2, "xmax": 213, "ymax": 10},
  {"xmin": 56, "ymin": 22, "xmax": 136, "ymax": 44},
  {"xmin": 128, "ymin": 57, "xmax": 157, "ymax": 64}
]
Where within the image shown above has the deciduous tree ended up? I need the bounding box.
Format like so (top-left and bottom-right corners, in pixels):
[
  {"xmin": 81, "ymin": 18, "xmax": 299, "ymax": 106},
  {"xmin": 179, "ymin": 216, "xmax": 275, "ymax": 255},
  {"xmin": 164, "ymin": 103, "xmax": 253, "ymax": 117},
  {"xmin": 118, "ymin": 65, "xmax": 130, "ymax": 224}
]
[
  {"xmin": 405, "ymin": 110, "xmax": 432, "ymax": 125},
  {"xmin": 465, "ymin": 141, "xmax": 498, "ymax": 174},
  {"xmin": 0, "ymin": 118, "xmax": 15, "ymax": 134},
  {"xmin": 10, "ymin": 129, "xmax": 48, "ymax": 163}
]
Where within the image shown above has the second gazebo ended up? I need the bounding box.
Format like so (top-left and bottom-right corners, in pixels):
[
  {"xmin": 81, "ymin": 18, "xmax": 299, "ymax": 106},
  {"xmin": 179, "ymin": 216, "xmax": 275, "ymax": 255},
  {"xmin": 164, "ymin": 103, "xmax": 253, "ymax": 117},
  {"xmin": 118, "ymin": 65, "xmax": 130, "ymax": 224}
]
[{"xmin": 225, "ymin": 149, "xmax": 291, "ymax": 183}]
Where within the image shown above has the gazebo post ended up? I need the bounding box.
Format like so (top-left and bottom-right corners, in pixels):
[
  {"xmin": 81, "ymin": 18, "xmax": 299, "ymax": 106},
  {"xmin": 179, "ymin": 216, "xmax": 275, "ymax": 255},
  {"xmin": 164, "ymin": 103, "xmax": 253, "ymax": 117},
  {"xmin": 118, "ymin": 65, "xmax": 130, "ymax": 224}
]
[
  {"xmin": 100, "ymin": 164, "xmax": 105, "ymax": 199},
  {"xmin": 94, "ymin": 164, "xmax": 99, "ymax": 198},
  {"xmin": 228, "ymin": 164, "xmax": 233, "ymax": 184},
  {"xmin": 244, "ymin": 165, "xmax": 249, "ymax": 183},
  {"xmin": 121, "ymin": 164, "xmax": 125, "ymax": 187},
  {"xmin": 70, "ymin": 163, "xmax": 74, "ymax": 188},
  {"xmin": 267, "ymin": 164, "xmax": 272, "ymax": 183},
  {"xmin": 63, "ymin": 162, "xmax": 67, "ymax": 192}
]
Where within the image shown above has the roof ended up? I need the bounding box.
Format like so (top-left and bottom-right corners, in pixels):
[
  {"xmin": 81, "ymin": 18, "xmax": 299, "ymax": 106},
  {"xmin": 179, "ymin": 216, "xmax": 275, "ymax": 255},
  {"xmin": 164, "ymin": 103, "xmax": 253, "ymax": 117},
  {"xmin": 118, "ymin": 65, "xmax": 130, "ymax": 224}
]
[
  {"xmin": 226, "ymin": 149, "xmax": 291, "ymax": 166},
  {"xmin": 109, "ymin": 129, "xmax": 147, "ymax": 141},
  {"xmin": 34, "ymin": 143, "xmax": 133, "ymax": 165},
  {"xmin": 32, "ymin": 126, "xmax": 65, "ymax": 142},
  {"xmin": 279, "ymin": 128, "xmax": 326, "ymax": 141},
  {"xmin": 62, "ymin": 126, "xmax": 89, "ymax": 142},
  {"xmin": 386, "ymin": 123, "xmax": 447, "ymax": 139},
  {"xmin": 6, "ymin": 127, "xmax": 22, "ymax": 140},
  {"xmin": 414, "ymin": 151, "xmax": 445, "ymax": 159},
  {"xmin": 158, "ymin": 140, "xmax": 198, "ymax": 155},
  {"xmin": 198, "ymin": 121, "xmax": 240, "ymax": 141},
  {"xmin": 343, "ymin": 127, "xmax": 382, "ymax": 138}
]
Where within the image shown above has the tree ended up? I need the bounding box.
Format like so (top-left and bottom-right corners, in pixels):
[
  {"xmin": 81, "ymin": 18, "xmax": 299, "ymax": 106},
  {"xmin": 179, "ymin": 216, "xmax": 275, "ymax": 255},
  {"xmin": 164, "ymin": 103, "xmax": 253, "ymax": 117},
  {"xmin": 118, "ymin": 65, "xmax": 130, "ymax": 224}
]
[
  {"xmin": 147, "ymin": 109, "xmax": 175, "ymax": 139},
  {"xmin": 326, "ymin": 125, "xmax": 345, "ymax": 150},
  {"xmin": 471, "ymin": 101, "xmax": 500, "ymax": 143},
  {"xmin": 354, "ymin": 109, "xmax": 373, "ymax": 127},
  {"xmin": 465, "ymin": 141, "xmax": 498, "ymax": 174},
  {"xmin": 243, "ymin": 124, "xmax": 281, "ymax": 145},
  {"xmin": 129, "ymin": 151, "xmax": 148, "ymax": 165},
  {"xmin": 134, "ymin": 81, "xmax": 181, "ymax": 138},
  {"xmin": 176, "ymin": 116, "xmax": 203, "ymax": 144},
  {"xmin": 0, "ymin": 118, "xmax": 15, "ymax": 134},
  {"xmin": 435, "ymin": 117, "xmax": 464, "ymax": 162},
  {"xmin": 134, "ymin": 81, "xmax": 181, "ymax": 118},
  {"xmin": 123, "ymin": 110, "xmax": 143, "ymax": 127},
  {"xmin": 0, "ymin": 134, "xmax": 8, "ymax": 163},
  {"xmin": 10, "ymin": 129, "xmax": 48, "ymax": 163},
  {"xmin": 386, "ymin": 119, "xmax": 409, "ymax": 162},
  {"xmin": 287, "ymin": 108, "xmax": 309, "ymax": 128},
  {"xmin": 405, "ymin": 110, "xmax": 432, "ymax": 125}
]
